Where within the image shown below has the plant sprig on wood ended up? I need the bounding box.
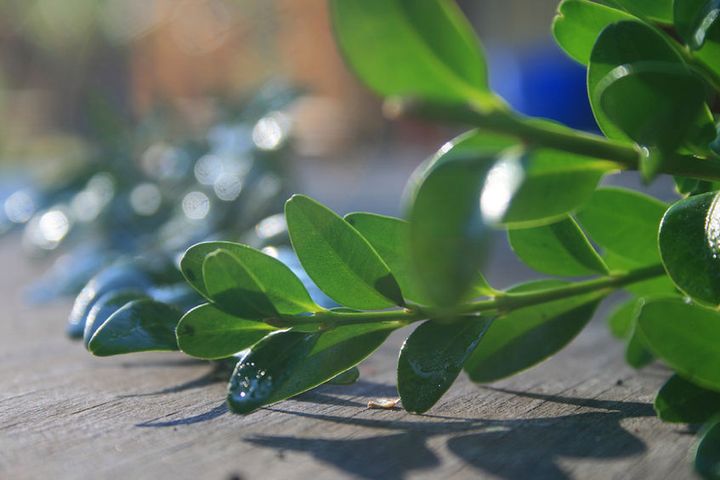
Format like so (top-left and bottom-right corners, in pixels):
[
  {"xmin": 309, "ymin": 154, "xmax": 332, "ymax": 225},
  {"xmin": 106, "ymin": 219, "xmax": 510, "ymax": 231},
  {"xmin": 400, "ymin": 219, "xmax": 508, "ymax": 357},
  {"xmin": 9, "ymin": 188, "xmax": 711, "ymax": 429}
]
[{"xmin": 74, "ymin": 1, "xmax": 720, "ymax": 477}]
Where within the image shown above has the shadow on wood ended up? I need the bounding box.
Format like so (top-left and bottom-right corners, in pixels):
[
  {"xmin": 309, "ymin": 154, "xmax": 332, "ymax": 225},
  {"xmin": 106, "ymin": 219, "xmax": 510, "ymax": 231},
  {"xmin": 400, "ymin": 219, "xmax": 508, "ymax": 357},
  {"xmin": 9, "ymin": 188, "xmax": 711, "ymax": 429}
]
[{"xmin": 245, "ymin": 389, "xmax": 653, "ymax": 480}]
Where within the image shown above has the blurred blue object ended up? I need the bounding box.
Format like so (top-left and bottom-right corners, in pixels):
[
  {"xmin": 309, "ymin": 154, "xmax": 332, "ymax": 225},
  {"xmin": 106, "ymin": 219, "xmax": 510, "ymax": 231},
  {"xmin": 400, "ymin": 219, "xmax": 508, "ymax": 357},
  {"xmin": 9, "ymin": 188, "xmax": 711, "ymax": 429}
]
[{"xmin": 489, "ymin": 42, "xmax": 599, "ymax": 132}]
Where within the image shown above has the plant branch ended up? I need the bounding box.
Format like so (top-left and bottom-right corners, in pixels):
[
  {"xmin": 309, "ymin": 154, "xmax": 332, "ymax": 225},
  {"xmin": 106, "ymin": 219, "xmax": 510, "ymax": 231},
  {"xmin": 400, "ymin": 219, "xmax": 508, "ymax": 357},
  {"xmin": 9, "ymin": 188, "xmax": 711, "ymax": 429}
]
[
  {"xmin": 268, "ymin": 264, "xmax": 667, "ymax": 328},
  {"xmin": 386, "ymin": 98, "xmax": 640, "ymax": 166},
  {"xmin": 458, "ymin": 263, "xmax": 666, "ymax": 315},
  {"xmin": 387, "ymin": 98, "xmax": 720, "ymax": 183}
]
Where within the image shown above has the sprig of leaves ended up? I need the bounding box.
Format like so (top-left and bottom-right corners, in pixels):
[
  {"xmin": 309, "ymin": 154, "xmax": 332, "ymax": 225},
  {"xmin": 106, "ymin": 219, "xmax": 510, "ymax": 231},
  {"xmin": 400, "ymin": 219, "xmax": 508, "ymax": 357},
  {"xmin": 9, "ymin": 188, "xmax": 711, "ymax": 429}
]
[
  {"xmin": 87, "ymin": 192, "xmax": 665, "ymax": 415},
  {"xmin": 71, "ymin": 1, "xmax": 720, "ymax": 477}
]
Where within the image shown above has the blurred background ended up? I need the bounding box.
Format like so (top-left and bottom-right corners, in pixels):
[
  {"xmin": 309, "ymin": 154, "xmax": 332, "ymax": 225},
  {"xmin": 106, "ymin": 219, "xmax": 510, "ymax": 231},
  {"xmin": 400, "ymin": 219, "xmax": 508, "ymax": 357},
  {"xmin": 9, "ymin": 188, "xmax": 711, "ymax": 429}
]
[
  {"xmin": 0, "ymin": 0, "xmax": 633, "ymax": 301},
  {"xmin": 0, "ymin": 0, "xmax": 591, "ymax": 201}
]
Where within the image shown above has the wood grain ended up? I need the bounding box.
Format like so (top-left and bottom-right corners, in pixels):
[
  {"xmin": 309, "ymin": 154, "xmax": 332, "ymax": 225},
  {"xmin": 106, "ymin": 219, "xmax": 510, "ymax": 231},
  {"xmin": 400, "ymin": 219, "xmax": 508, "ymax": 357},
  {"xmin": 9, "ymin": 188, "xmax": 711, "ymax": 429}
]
[{"xmin": 0, "ymin": 238, "xmax": 697, "ymax": 479}]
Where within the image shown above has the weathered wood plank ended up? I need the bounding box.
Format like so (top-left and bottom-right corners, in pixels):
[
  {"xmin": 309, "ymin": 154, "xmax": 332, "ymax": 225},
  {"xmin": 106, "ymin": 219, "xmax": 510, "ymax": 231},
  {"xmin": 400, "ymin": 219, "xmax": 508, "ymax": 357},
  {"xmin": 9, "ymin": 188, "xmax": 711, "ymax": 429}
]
[{"xmin": 0, "ymin": 238, "xmax": 697, "ymax": 479}]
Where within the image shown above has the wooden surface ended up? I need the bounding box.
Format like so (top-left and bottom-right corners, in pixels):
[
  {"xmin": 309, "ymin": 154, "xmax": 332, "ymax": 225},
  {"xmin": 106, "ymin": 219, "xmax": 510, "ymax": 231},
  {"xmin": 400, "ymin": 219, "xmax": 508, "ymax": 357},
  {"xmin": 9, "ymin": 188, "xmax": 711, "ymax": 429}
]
[{"xmin": 0, "ymin": 238, "xmax": 698, "ymax": 480}]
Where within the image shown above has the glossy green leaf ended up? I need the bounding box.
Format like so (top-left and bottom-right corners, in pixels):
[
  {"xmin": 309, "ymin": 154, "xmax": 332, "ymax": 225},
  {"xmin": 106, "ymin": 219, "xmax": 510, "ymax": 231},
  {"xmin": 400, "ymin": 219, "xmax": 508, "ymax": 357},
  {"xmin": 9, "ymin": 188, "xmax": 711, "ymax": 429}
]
[
  {"xmin": 577, "ymin": 187, "xmax": 666, "ymax": 265},
  {"xmin": 407, "ymin": 132, "xmax": 511, "ymax": 307},
  {"xmin": 66, "ymin": 264, "xmax": 154, "ymax": 339},
  {"xmin": 552, "ymin": 0, "xmax": 634, "ymax": 65},
  {"xmin": 686, "ymin": 0, "xmax": 720, "ymax": 80},
  {"xmin": 88, "ymin": 299, "xmax": 182, "ymax": 356},
  {"xmin": 596, "ymin": 62, "xmax": 707, "ymax": 174},
  {"xmin": 655, "ymin": 374, "xmax": 720, "ymax": 423},
  {"xmin": 227, "ymin": 323, "xmax": 395, "ymax": 414},
  {"xmin": 346, "ymin": 212, "xmax": 496, "ymax": 305},
  {"xmin": 464, "ymin": 280, "xmax": 603, "ymax": 382},
  {"xmin": 496, "ymin": 148, "xmax": 611, "ymax": 228},
  {"xmin": 181, "ymin": 241, "xmax": 319, "ymax": 314},
  {"xmin": 659, "ymin": 192, "xmax": 720, "ymax": 305},
  {"xmin": 203, "ymin": 250, "xmax": 277, "ymax": 317},
  {"xmin": 696, "ymin": 418, "xmax": 720, "ymax": 479},
  {"xmin": 588, "ymin": 20, "xmax": 714, "ymax": 151},
  {"xmin": 589, "ymin": 21, "xmax": 680, "ymax": 141},
  {"xmin": 407, "ymin": 130, "xmax": 611, "ymax": 306},
  {"xmin": 329, "ymin": 0, "xmax": 496, "ymax": 106},
  {"xmin": 83, "ymin": 289, "xmax": 148, "ymax": 347},
  {"xmin": 398, "ymin": 317, "xmax": 492, "ymax": 413},
  {"xmin": 176, "ymin": 303, "xmax": 277, "ymax": 360},
  {"xmin": 638, "ymin": 298, "xmax": 720, "ymax": 390},
  {"xmin": 285, "ymin": 195, "xmax": 403, "ymax": 310},
  {"xmin": 508, "ymin": 216, "xmax": 608, "ymax": 276},
  {"xmin": 344, "ymin": 212, "xmax": 431, "ymax": 305},
  {"xmin": 599, "ymin": 64, "xmax": 706, "ymax": 139},
  {"xmin": 607, "ymin": 0, "xmax": 673, "ymax": 22},
  {"xmin": 674, "ymin": 0, "xmax": 720, "ymax": 50}
]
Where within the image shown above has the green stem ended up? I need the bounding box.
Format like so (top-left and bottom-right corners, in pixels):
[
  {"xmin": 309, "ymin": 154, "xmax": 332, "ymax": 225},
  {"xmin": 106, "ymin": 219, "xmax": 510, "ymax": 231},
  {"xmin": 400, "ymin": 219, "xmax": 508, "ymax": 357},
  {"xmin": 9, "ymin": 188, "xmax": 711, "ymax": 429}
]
[
  {"xmin": 388, "ymin": 98, "xmax": 720, "ymax": 183},
  {"xmin": 269, "ymin": 264, "xmax": 666, "ymax": 328},
  {"xmin": 390, "ymin": 98, "xmax": 640, "ymax": 167},
  {"xmin": 458, "ymin": 263, "xmax": 666, "ymax": 315},
  {"xmin": 480, "ymin": 110, "xmax": 641, "ymax": 166}
]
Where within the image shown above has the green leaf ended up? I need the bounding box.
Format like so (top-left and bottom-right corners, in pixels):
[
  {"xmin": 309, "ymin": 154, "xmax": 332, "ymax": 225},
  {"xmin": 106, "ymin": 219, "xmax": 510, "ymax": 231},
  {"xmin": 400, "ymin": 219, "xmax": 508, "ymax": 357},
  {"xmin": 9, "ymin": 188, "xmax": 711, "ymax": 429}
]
[
  {"xmin": 327, "ymin": 366, "xmax": 360, "ymax": 385},
  {"xmin": 606, "ymin": 298, "xmax": 654, "ymax": 368},
  {"xmin": 83, "ymin": 289, "xmax": 149, "ymax": 347},
  {"xmin": 464, "ymin": 280, "xmax": 603, "ymax": 383},
  {"xmin": 576, "ymin": 187, "xmax": 666, "ymax": 265},
  {"xmin": 508, "ymin": 216, "xmax": 609, "ymax": 276},
  {"xmin": 674, "ymin": 0, "xmax": 720, "ymax": 50},
  {"xmin": 88, "ymin": 299, "xmax": 182, "ymax": 356},
  {"xmin": 203, "ymin": 250, "xmax": 277, "ymax": 317},
  {"xmin": 655, "ymin": 374, "xmax": 720, "ymax": 423},
  {"xmin": 595, "ymin": 61, "xmax": 708, "ymax": 175},
  {"xmin": 659, "ymin": 192, "xmax": 720, "ymax": 305},
  {"xmin": 638, "ymin": 298, "xmax": 720, "ymax": 390},
  {"xmin": 589, "ymin": 21, "xmax": 680, "ymax": 141},
  {"xmin": 588, "ymin": 20, "xmax": 714, "ymax": 152},
  {"xmin": 599, "ymin": 65, "xmax": 707, "ymax": 133},
  {"xmin": 285, "ymin": 195, "xmax": 403, "ymax": 310},
  {"xmin": 695, "ymin": 37, "xmax": 720, "ymax": 80},
  {"xmin": 407, "ymin": 133, "xmax": 508, "ymax": 307},
  {"xmin": 625, "ymin": 327, "xmax": 654, "ymax": 369},
  {"xmin": 607, "ymin": 298, "xmax": 639, "ymax": 339},
  {"xmin": 696, "ymin": 418, "xmax": 720, "ymax": 479},
  {"xmin": 329, "ymin": 0, "xmax": 496, "ymax": 106},
  {"xmin": 684, "ymin": 0, "xmax": 720, "ymax": 80},
  {"xmin": 607, "ymin": 0, "xmax": 673, "ymax": 22},
  {"xmin": 407, "ymin": 130, "xmax": 611, "ymax": 306},
  {"xmin": 496, "ymin": 148, "xmax": 611, "ymax": 228},
  {"xmin": 344, "ymin": 212, "xmax": 430, "ymax": 305},
  {"xmin": 398, "ymin": 317, "xmax": 492, "ymax": 414},
  {"xmin": 471, "ymin": 274, "xmax": 497, "ymax": 297},
  {"xmin": 346, "ymin": 212, "xmax": 495, "ymax": 306},
  {"xmin": 227, "ymin": 323, "xmax": 395, "ymax": 414},
  {"xmin": 552, "ymin": 0, "xmax": 634, "ymax": 65},
  {"xmin": 181, "ymin": 241, "xmax": 319, "ymax": 314},
  {"xmin": 176, "ymin": 303, "xmax": 277, "ymax": 360}
]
